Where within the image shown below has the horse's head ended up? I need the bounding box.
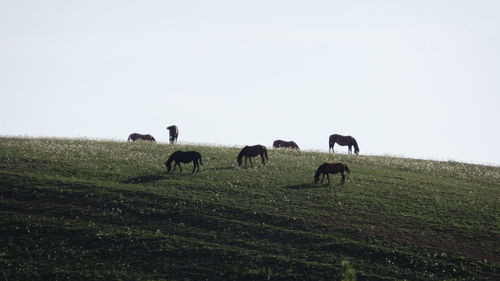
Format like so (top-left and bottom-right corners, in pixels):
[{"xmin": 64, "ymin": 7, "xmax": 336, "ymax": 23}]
[
  {"xmin": 165, "ymin": 160, "xmax": 172, "ymax": 172},
  {"xmin": 273, "ymin": 140, "xmax": 281, "ymax": 148},
  {"xmin": 314, "ymin": 174, "xmax": 320, "ymax": 184},
  {"xmin": 236, "ymin": 146, "xmax": 247, "ymax": 166}
]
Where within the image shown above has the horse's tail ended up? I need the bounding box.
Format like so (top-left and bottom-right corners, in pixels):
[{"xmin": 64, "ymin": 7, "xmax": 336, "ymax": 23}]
[
  {"xmin": 198, "ymin": 153, "xmax": 203, "ymax": 165},
  {"xmin": 352, "ymin": 139, "xmax": 360, "ymax": 154},
  {"xmin": 329, "ymin": 135, "xmax": 334, "ymax": 152},
  {"xmin": 263, "ymin": 146, "xmax": 269, "ymax": 160}
]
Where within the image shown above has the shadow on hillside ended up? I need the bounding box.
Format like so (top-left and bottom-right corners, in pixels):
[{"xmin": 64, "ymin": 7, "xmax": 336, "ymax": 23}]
[
  {"xmin": 283, "ymin": 183, "xmax": 325, "ymax": 189},
  {"xmin": 123, "ymin": 174, "xmax": 164, "ymax": 184}
]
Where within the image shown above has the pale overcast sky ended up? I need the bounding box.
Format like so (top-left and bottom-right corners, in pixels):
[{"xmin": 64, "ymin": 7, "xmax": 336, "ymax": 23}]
[{"xmin": 1, "ymin": 1, "xmax": 499, "ymax": 165}]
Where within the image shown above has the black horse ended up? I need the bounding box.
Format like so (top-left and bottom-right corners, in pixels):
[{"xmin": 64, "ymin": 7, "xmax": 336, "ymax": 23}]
[
  {"xmin": 314, "ymin": 162, "xmax": 351, "ymax": 185},
  {"xmin": 237, "ymin": 145, "xmax": 268, "ymax": 167},
  {"xmin": 128, "ymin": 133, "xmax": 156, "ymax": 142},
  {"xmin": 329, "ymin": 134, "xmax": 359, "ymax": 154},
  {"xmin": 165, "ymin": 150, "xmax": 203, "ymax": 173},
  {"xmin": 273, "ymin": 140, "xmax": 300, "ymax": 150},
  {"xmin": 166, "ymin": 125, "xmax": 179, "ymax": 144}
]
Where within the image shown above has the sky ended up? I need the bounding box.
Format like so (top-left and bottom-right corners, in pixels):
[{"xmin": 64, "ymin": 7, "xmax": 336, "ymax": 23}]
[{"xmin": 1, "ymin": 0, "xmax": 499, "ymax": 166}]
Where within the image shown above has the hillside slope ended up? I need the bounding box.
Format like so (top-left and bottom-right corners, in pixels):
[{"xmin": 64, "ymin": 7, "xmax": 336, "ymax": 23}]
[{"xmin": 1, "ymin": 137, "xmax": 499, "ymax": 280}]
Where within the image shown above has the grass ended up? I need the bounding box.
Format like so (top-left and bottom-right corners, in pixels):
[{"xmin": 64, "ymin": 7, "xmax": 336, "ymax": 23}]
[{"xmin": 0, "ymin": 137, "xmax": 499, "ymax": 280}]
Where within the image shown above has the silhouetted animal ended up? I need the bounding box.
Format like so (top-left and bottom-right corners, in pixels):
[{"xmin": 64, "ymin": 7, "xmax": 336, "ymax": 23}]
[
  {"xmin": 237, "ymin": 145, "xmax": 268, "ymax": 167},
  {"xmin": 166, "ymin": 125, "xmax": 179, "ymax": 144},
  {"xmin": 329, "ymin": 134, "xmax": 359, "ymax": 154},
  {"xmin": 128, "ymin": 133, "xmax": 156, "ymax": 142},
  {"xmin": 165, "ymin": 150, "xmax": 203, "ymax": 173},
  {"xmin": 273, "ymin": 140, "xmax": 300, "ymax": 150},
  {"xmin": 314, "ymin": 162, "xmax": 351, "ymax": 185}
]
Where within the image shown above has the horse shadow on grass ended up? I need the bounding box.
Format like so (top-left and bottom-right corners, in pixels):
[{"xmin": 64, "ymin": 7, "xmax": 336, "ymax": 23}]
[{"xmin": 123, "ymin": 174, "xmax": 164, "ymax": 184}]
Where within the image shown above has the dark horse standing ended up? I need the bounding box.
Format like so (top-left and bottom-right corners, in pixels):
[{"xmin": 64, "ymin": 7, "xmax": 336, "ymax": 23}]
[
  {"xmin": 329, "ymin": 134, "xmax": 359, "ymax": 154},
  {"xmin": 273, "ymin": 140, "xmax": 300, "ymax": 150},
  {"xmin": 314, "ymin": 162, "xmax": 351, "ymax": 185},
  {"xmin": 237, "ymin": 145, "xmax": 268, "ymax": 167},
  {"xmin": 165, "ymin": 150, "xmax": 203, "ymax": 173},
  {"xmin": 128, "ymin": 133, "xmax": 156, "ymax": 142},
  {"xmin": 166, "ymin": 125, "xmax": 179, "ymax": 144}
]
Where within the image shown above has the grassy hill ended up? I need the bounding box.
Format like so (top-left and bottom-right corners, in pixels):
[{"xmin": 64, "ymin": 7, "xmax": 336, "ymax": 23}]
[{"xmin": 1, "ymin": 137, "xmax": 499, "ymax": 280}]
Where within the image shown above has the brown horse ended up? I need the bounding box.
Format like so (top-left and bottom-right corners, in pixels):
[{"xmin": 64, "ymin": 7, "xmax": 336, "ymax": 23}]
[
  {"xmin": 273, "ymin": 140, "xmax": 300, "ymax": 150},
  {"xmin": 314, "ymin": 162, "xmax": 351, "ymax": 185},
  {"xmin": 128, "ymin": 133, "xmax": 156, "ymax": 142},
  {"xmin": 329, "ymin": 134, "xmax": 359, "ymax": 154},
  {"xmin": 237, "ymin": 145, "xmax": 268, "ymax": 167},
  {"xmin": 166, "ymin": 125, "xmax": 179, "ymax": 144},
  {"xmin": 165, "ymin": 150, "xmax": 203, "ymax": 173}
]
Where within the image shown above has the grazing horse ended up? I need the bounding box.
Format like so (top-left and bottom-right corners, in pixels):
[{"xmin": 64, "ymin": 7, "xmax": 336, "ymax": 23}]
[
  {"xmin": 237, "ymin": 145, "xmax": 268, "ymax": 167},
  {"xmin": 314, "ymin": 162, "xmax": 351, "ymax": 185},
  {"xmin": 166, "ymin": 125, "xmax": 179, "ymax": 144},
  {"xmin": 273, "ymin": 140, "xmax": 300, "ymax": 150},
  {"xmin": 128, "ymin": 133, "xmax": 156, "ymax": 142},
  {"xmin": 165, "ymin": 150, "xmax": 203, "ymax": 173},
  {"xmin": 329, "ymin": 134, "xmax": 359, "ymax": 154}
]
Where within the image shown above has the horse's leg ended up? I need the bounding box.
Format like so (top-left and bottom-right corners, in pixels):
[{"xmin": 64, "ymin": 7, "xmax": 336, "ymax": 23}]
[
  {"xmin": 249, "ymin": 157, "xmax": 253, "ymax": 167},
  {"xmin": 340, "ymin": 172, "xmax": 345, "ymax": 184},
  {"xmin": 260, "ymin": 153, "xmax": 265, "ymax": 165},
  {"xmin": 320, "ymin": 173, "xmax": 325, "ymax": 183},
  {"xmin": 348, "ymin": 145, "xmax": 352, "ymax": 154},
  {"xmin": 178, "ymin": 162, "xmax": 182, "ymax": 173}
]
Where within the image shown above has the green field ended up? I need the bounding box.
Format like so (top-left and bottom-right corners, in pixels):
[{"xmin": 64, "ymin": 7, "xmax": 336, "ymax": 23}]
[{"xmin": 1, "ymin": 137, "xmax": 499, "ymax": 280}]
